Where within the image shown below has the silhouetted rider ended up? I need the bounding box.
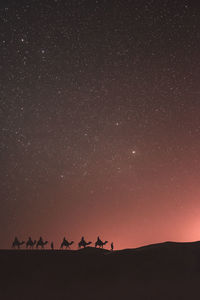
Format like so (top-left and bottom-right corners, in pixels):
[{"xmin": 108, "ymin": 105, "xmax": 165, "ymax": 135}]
[
  {"xmin": 14, "ymin": 237, "xmax": 19, "ymax": 243},
  {"xmin": 81, "ymin": 236, "xmax": 86, "ymax": 243},
  {"xmin": 38, "ymin": 237, "xmax": 43, "ymax": 243},
  {"xmin": 97, "ymin": 236, "xmax": 102, "ymax": 243},
  {"xmin": 27, "ymin": 237, "xmax": 33, "ymax": 243}
]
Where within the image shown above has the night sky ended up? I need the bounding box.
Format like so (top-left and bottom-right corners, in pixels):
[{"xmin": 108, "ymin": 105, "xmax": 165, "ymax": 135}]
[{"xmin": 1, "ymin": 0, "xmax": 200, "ymax": 249}]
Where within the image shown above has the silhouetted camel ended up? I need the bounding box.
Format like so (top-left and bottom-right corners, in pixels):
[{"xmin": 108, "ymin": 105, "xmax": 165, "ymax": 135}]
[
  {"xmin": 60, "ymin": 239, "xmax": 74, "ymax": 249},
  {"xmin": 95, "ymin": 240, "xmax": 108, "ymax": 248},
  {"xmin": 78, "ymin": 237, "xmax": 92, "ymax": 248},
  {"xmin": 60, "ymin": 237, "xmax": 67, "ymax": 249},
  {"xmin": 12, "ymin": 238, "xmax": 25, "ymax": 249},
  {"xmin": 36, "ymin": 238, "xmax": 48, "ymax": 249},
  {"xmin": 26, "ymin": 238, "xmax": 36, "ymax": 249}
]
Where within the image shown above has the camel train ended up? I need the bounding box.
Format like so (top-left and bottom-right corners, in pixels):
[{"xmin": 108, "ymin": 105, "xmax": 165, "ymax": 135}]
[{"xmin": 12, "ymin": 236, "xmax": 113, "ymax": 250}]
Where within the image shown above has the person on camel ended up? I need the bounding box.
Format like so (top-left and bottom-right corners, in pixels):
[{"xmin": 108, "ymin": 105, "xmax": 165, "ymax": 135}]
[
  {"xmin": 39, "ymin": 236, "xmax": 43, "ymax": 243},
  {"xmin": 26, "ymin": 237, "xmax": 37, "ymax": 249},
  {"xmin": 97, "ymin": 236, "xmax": 102, "ymax": 243},
  {"xmin": 62, "ymin": 237, "xmax": 67, "ymax": 243},
  {"xmin": 95, "ymin": 236, "xmax": 108, "ymax": 248},
  {"xmin": 36, "ymin": 236, "xmax": 48, "ymax": 248},
  {"xmin": 12, "ymin": 237, "xmax": 25, "ymax": 248},
  {"xmin": 78, "ymin": 236, "xmax": 92, "ymax": 248},
  {"xmin": 81, "ymin": 236, "xmax": 86, "ymax": 244},
  {"xmin": 27, "ymin": 237, "xmax": 33, "ymax": 244},
  {"xmin": 14, "ymin": 237, "xmax": 19, "ymax": 244}
]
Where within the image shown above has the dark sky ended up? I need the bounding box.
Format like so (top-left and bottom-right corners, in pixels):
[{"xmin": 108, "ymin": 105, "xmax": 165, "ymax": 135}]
[{"xmin": 0, "ymin": 0, "xmax": 200, "ymax": 249}]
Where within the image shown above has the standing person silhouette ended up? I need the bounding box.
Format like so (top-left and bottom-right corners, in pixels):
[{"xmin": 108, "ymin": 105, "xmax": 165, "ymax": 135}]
[
  {"xmin": 111, "ymin": 242, "xmax": 114, "ymax": 251},
  {"xmin": 51, "ymin": 242, "xmax": 54, "ymax": 250}
]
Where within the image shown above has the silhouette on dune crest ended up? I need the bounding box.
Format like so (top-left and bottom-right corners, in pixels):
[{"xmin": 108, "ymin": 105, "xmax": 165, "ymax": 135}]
[
  {"xmin": 60, "ymin": 238, "xmax": 74, "ymax": 249},
  {"xmin": 26, "ymin": 237, "xmax": 36, "ymax": 249},
  {"xmin": 78, "ymin": 237, "xmax": 92, "ymax": 248},
  {"xmin": 95, "ymin": 236, "xmax": 108, "ymax": 248},
  {"xmin": 36, "ymin": 237, "xmax": 48, "ymax": 249},
  {"xmin": 3, "ymin": 241, "xmax": 200, "ymax": 300},
  {"xmin": 12, "ymin": 237, "xmax": 25, "ymax": 249},
  {"xmin": 51, "ymin": 242, "xmax": 54, "ymax": 250},
  {"xmin": 111, "ymin": 242, "xmax": 114, "ymax": 251}
]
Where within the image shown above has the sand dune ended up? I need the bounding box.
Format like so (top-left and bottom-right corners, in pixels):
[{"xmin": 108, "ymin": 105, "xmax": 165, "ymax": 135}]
[{"xmin": 1, "ymin": 241, "xmax": 200, "ymax": 299}]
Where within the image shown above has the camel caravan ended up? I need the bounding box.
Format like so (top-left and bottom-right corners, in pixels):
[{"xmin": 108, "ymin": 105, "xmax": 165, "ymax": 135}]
[{"xmin": 12, "ymin": 236, "xmax": 114, "ymax": 251}]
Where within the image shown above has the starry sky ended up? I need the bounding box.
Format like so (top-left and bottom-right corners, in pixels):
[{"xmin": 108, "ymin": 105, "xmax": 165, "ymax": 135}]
[{"xmin": 0, "ymin": 0, "xmax": 200, "ymax": 249}]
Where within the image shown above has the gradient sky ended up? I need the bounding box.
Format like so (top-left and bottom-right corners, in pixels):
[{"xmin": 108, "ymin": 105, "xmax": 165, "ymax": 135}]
[{"xmin": 0, "ymin": 0, "xmax": 200, "ymax": 249}]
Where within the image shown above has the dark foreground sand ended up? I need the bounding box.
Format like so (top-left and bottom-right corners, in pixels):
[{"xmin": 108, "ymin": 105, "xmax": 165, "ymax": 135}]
[{"xmin": 1, "ymin": 241, "xmax": 200, "ymax": 300}]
